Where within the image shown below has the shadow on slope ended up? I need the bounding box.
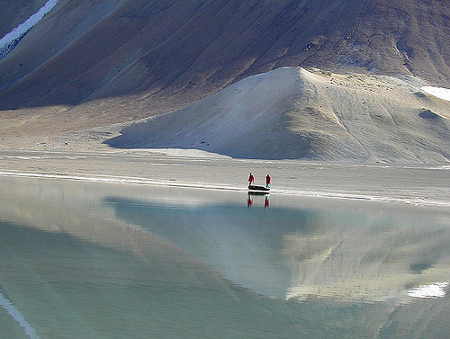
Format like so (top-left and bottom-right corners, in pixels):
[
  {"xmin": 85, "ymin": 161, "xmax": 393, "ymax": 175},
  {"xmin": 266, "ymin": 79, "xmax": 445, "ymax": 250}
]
[
  {"xmin": 0, "ymin": 0, "xmax": 448, "ymax": 124},
  {"xmin": 106, "ymin": 67, "xmax": 450, "ymax": 162}
]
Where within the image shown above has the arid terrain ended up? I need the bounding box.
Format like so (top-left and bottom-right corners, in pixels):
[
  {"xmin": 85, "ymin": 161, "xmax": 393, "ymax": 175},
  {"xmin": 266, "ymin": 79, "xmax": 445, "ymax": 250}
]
[
  {"xmin": 0, "ymin": 0, "xmax": 448, "ymax": 160},
  {"xmin": 0, "ymin": 0, "xmax": 449, "ymax": 196},
  {"xmin": 1, "ymin": 4, "xmax": 450, "ymax": 339}
]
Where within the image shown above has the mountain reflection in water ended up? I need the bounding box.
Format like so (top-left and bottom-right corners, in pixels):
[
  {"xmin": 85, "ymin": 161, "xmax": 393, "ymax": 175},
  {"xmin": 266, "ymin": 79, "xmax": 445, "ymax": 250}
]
[
  {"xmin": 1, "ymin": 177, "xmax": 449, "ymax": 338},
  {"xmin": 105, "ymin": 193, "xmax": 450, "ymax": 303}
]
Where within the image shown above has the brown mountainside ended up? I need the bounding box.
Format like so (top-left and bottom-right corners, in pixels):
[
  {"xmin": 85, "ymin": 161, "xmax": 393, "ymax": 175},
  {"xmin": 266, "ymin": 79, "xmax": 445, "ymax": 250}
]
[{"xmin": 0, "ymin": 0, "xmax": 449, "ymax": 135}]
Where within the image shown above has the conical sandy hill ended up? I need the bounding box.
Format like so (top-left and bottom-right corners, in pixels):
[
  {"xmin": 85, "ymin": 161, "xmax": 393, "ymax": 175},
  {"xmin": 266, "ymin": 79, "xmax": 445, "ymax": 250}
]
[{"xmin": 108, "ymin": 68, "xmax": 450, "ymax": 162}]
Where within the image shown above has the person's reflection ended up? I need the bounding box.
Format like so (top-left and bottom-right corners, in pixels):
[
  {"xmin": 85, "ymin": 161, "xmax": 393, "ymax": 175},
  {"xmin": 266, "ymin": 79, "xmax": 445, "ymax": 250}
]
[
  {"xmin": 247, "ymin": 194, "xmax": 254, "ymax": 208},
  {"xmin": 246, "ymin": 193, "xmax": 270, "ymax": 208}
]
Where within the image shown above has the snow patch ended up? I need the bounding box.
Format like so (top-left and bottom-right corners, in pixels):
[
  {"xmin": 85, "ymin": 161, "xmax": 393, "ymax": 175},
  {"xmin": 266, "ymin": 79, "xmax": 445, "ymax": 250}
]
[
  {"xmin": 408, "ymin": 282, "xmax": 448, "ymax": 299},
  {"xmin": 421, "ymin": 86, "xmax": 450, "ymax": 102},
  {"xmin": 0, "ymin": 0, "xmax": 60, "ymax": 60}
]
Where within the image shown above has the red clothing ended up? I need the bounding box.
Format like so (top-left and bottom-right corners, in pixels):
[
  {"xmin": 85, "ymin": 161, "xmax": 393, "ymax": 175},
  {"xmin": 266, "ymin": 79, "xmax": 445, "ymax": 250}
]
[{"xmin": 248, "ymin": 174, "xmax": 255, "ymax": 184}]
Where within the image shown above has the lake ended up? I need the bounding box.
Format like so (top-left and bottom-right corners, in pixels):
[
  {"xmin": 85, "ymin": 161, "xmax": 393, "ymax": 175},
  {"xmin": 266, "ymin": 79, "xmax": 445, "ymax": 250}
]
[{"xmin": 0, "ymin": 176, "xmax": 449, "ymax": 338}]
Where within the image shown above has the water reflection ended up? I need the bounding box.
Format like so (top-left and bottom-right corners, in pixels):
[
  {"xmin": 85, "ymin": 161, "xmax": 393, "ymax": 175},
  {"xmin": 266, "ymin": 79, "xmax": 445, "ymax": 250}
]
[
  {"xmin": 247, "ymin": 192, "xmax": 270, "ymax": 208},
  {"xmin": 1, "ymin": 176, "xmax": 450, "ymax": 338},
  {"xmin": 105, "ymin": 193, "xmax": 450, "ymax": 303},
  {"xmin": 106, "ymin": 195, "xmax": 293, "ymax": 299}
]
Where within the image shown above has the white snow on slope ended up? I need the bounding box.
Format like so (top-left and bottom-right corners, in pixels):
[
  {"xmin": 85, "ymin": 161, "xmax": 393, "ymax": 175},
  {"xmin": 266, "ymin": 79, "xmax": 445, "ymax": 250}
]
[
  {"xmin": 408, "ymin": 282, "xmax": 449, "ymax": 299},
  {"xmin": 0, "ymin": 0, "xmax": 60, "ymax": 59},
  {"xmin": 421, "ymin": 86, "xmax": 450, "ymax": 102}
]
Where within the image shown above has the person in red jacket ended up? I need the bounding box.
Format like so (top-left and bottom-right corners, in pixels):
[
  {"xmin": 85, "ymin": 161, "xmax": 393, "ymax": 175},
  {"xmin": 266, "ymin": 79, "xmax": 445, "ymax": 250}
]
[
  {"xmin": 265, "ymin": 174, "xmax": 271, "ymax": 188},
  {"xmin": 248, "ymin": 173, "xmax": 255, "ymax": 186}
]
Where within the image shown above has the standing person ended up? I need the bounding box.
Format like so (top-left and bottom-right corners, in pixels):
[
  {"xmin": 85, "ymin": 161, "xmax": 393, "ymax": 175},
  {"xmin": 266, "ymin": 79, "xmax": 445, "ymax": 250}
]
[
  {"xmin": 248, "ymin": 173, "xmax": 255, "ymax": 186},
  {"xmin": 265, "ymin": 174, "xmax": 271, "ymax": 188}
]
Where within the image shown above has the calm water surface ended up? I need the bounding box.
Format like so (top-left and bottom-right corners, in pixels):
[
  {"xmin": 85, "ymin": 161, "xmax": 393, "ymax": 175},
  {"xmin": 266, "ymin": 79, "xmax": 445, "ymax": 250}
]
[{"xmin": 0, "ymin": 176, "xmax": 449, "ymax": 338}]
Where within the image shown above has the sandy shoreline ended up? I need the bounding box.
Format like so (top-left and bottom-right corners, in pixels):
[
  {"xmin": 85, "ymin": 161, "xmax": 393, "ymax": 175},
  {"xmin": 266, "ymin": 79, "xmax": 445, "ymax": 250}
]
[{"xmin": 1, "ymin": 148, "xmax": 449, "ymax": 210}]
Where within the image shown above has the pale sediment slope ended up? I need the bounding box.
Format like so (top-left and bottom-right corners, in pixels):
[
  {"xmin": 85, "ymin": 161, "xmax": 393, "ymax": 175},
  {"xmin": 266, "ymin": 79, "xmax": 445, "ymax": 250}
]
[{"xmin": 107, "ymin": 67, "xmax": 450, "ymax": 162}]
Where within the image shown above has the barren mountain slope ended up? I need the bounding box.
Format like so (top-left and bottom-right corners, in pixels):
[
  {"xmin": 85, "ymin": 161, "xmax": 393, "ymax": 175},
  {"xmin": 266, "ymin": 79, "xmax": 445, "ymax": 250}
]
[
  {"xmin": 107, "ymin": 68, "xmax": 450, "ymax": 162},
  {"xmin": 0, "ymin": 0, "xmax": 449, "ymax": 138}
]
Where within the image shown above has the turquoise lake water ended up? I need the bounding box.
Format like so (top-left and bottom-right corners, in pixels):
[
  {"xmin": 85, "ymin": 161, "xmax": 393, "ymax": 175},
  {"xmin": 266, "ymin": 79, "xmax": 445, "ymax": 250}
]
[{"xmin": 0, "ymin": 176, "xmax": 449, "ymax": 338}]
